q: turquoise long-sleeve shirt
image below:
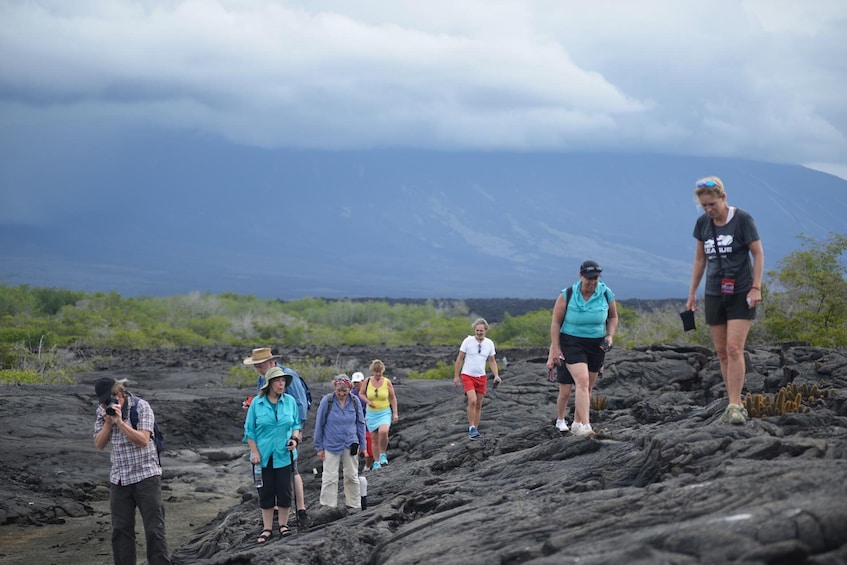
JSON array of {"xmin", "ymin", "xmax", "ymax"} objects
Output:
[{"xmin": 244, "ymin": 393, "xmax": 301, "ymax": 468}]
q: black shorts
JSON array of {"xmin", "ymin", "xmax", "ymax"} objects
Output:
[
  {"xmin": 555, "ymin": 363, "xmax": 574, "ymax": 385},
  {"xmin": 257, "ymin": 455, "xmax": 294, "ymax": 510},
  {"xmin": 559, "ymin": 333, "xmax": 605, "ymax": 374},
  {"xmin": 705, "ymin": 293, "xmax": 756, "ymax": 325}
]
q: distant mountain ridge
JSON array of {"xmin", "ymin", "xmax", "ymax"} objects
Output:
[{"xmin": 1, "ymin": 138, "xmax": 845, "ymax": 299}]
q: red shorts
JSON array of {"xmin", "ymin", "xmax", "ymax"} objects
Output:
[{"xmin": 461, "ymin": 374, "xmax": 487, "ymax": 395}]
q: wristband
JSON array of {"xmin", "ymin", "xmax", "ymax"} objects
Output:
[{"xmin": 751, "ymin": 286, "xmax": 761, "ymax": 290}]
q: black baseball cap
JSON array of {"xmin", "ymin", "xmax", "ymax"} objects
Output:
[{"xmin": 580, "ymin": 260, "xmax": 603, "ymax": 279}]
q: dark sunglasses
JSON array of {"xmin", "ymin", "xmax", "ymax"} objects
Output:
[
  {"xmin": 478, "ymin": 344, "xmax": 482, "ymax": 354},
  {"xmin": 697, "ymin": 180, "xmax": 718, "ymax": 188}
]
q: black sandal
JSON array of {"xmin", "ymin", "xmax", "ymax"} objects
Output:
[
  {"xmin": 279, "ymin": 525, "xmax": 292, "ymax": 537},
  {"xmin": 257, "ymin": 529, "xmax": 273, "ymax": 543}
]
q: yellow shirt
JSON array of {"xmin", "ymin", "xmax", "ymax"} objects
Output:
[{"xmin": 366, "ymin": 377, "xmax": 390, "ymax": 411}]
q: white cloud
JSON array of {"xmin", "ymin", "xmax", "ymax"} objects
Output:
[{"xmin": 0, "ymin": 0, "xmax": 845, "ymax": 169}]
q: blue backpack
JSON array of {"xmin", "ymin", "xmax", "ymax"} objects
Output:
[
  {"xmin": 129, "ymin": 396, "xmax": 164, "ymax": 464},
  {"xmin": 301, "ymin": 377, "xmax": 313, "ymax": 410}
]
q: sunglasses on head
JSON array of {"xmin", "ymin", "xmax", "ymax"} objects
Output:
[{"xmin": 697, "ymin": 180, "xmax": 718, "ymax": 188}]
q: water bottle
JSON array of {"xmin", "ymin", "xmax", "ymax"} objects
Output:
[{"xmin": 253, "ymin": 463, "xmax": 263, "ymax": 488}]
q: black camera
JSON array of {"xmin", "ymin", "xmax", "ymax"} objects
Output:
[{"xmin": 105, "ymin": 397, "xmax": 120, "ymax": 416}]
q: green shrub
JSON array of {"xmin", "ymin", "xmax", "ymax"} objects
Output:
[
  {"xmin": 408, "ymin": 360, "xmax": 454, "ymax": 380},
  {"xmin": 0, "ymin": 369, "xmax": 42, "ymax": 384},
  {"xmin": 225, "ymin": 365, "xmax": 257, "ymax": 388}
]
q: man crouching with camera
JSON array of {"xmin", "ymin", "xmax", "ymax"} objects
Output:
[{"xmin": 93, "ymin": 377, "xmax": 171, "ymax": 565}]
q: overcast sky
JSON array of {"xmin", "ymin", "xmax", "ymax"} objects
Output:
[{"xmin": 2, "ymin": 0, "xmax": 846, "ymax": 182}]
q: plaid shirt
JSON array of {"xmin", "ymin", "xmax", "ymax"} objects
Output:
[{"xmin": 94, "ymin": 395, "xmax": 161, "ymax": 485}]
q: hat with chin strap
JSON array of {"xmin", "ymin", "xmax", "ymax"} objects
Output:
[{"xmin": 260, "ymin": 366, "xmax": 293, "ymax": 391}]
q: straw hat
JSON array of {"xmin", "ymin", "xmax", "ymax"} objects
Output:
[{"xmin": 243, "ymin": 347, "xmax": 280, "ymax": 365}]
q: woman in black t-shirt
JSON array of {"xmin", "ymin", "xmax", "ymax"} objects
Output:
[{"xmin": 686, "ymin": 176, "xmax": 764, "ymax": 425}]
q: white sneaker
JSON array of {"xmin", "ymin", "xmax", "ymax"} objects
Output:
[
  {"xmin": 555, "ymin": 419, "xmax": 569, "ymax": 432},
  {"xmin": 571, "ymin": 423, "xmax": 595, "ymax": 438}
]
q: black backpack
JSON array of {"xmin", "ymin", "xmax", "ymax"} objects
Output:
[{"xmin": 129, "ymin": 396, "xmax": 164, "ymax": 464}]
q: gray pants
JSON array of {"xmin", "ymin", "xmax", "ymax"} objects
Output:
[{"xmin": 110, "ymin": 475, "xmax": 171, "ymax": 565}]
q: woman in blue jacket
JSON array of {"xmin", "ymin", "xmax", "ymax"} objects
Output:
[
  {"xmin": 314, "ymin": 375, "xmax": 367, "ymax": 510},
  {"xmin": 244, "ymin": 367, "xmax": 302, "ymax": 543},
  {"xmin": 547, "ymin": 260, "xmax": 619, "ymax": 437}
]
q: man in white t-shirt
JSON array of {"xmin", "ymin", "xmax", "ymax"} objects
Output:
[{"xmin": 454, "ymin": 318, "xmax": 501, "ymax": 439}]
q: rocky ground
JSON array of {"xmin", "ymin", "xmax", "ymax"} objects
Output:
[{"xmin": 1, "ymin": 344, "xmax": 846, "ymax": 565}]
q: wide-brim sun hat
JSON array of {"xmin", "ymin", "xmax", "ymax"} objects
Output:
[
  {"xmin": 243, "ymin": 347, "xmax": 280, "ymax": 365},
  {"xmin": 260, "ymin": 366, "xmax": 292, "ymax": 390}
]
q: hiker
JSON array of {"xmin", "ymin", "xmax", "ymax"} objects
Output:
[
  {"xmin": 314, "ymin": 375, "xmax": 367, "ymax": 510},
  {"xmin": 350, "ymin": 371, "xmax": 373, "ymax": 469},
  {"xmin": 686, "ymin": 176, "xmax": 764, "ymax": 425},
  {"xmin": 454, "ymin": 318, "xmax": 501, "ymax": 440},
  {"xmin": 243, "ymin": 347, "xmax": 311, "ymax": 526},
  {"xmin": 244, "ymin": 367, "xmax": 302, "ymax": 542},
  {"xmin": 547, "ymin": 260, "xmax": 618, "ymax": 437},
  {"xmin": 93, "ymin": 377, "xmax": 171, "ymax": 565},
  {"xmin": 360, "ymin": 359, "xmax": 398, "ymax": 470}
]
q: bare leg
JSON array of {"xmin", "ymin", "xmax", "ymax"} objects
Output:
[
  {"xmin": 557, "ymin": 384, "xmax": 572, "ymax": 420},
  {"xmin": 709, "ymin": 323, "xmax": 730, "ymax": 392},
  {"xmin": 573, "ymin": 371, "xmax": 599, "ymax": 424},
  {"xmin": 569, "ymin": 363, "xmax": 591, "ymax": 426},
  {"xmin": 724, "ymin": 319, "xmax": 752, "ymax": 405},
  {"xmin": 278, "ymin": 507, "xmax": 291, "ymax": 532},
  {"xmin": 466, "ymin": 390, "xmax": 480, "ymax": 427},
  {"xmin": 473, "ymin": 393, "xmax": 484, "ymax": 428},
  {"xmin": 294, "ymin": 473, "xmax": 305, "ymax": 511},
  {"xmin": 260, "ymin": 507, "xmax": 274, "ymax": 540}
]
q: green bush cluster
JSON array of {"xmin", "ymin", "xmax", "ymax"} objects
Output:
[
  {"xmin": 1, "ymin": 232, "xmax": 843, "ymax": 386},
  {"xmin": 408, "ymin": 360, "xmax": 455, "ymax": 380}
]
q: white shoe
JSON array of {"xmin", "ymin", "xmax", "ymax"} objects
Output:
[
  {"xmin": 571, "ymin": 423, "xmax": 595, "ymax": 438},
  {"xmin": 555, "ymin": 419, "xmax": 569, "ymax": 432}
]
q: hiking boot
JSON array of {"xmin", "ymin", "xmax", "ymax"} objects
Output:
[
  {"xmin": 726, "ymin": 403, "xmax": 747, "ymax": 425},
  {"xmin": 468, "ymin": 426, "xmax": 481, "ymax": 439},
  {"xmin": 296, "ymin": 509, "xmax": 311, "ymax": 528},
  {"xmin": 571, "ymin": 423, "xmax": 595, "ymax": 438},
  {"xmin": 371, "ymin": 461, "xmax": 381, "ymax": 470},
  {"xmin": 379, "ymin": 453, "xmax": 388, "ymax": 466},
  {"xmin": 555, "ymin": 419, "xmax": 569, "ymax": 432}
]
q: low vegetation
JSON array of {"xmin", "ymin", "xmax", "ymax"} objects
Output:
[{"xmin": 2, "ymin": 233, "xmax": 844, "ymax": 384}]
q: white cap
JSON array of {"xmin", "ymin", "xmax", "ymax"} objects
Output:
[{"xmin": 351, "ymin": 371, "xmax": 365, "ymax": 383}]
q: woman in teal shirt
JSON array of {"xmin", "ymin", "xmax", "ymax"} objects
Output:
[
  {"xmin": 244, "ymin": 367, "xmax": 302, "ymax": 542},
  {"xmin": 547, "ymin": 260, "xmax": 619, "ymax": 438}
]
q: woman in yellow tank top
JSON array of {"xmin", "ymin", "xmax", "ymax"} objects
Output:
[{"xmin": 360, "ymin": 359, "xmax": 398, "ymax": 470}]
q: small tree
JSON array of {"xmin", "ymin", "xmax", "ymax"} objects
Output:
[{"xmin": 763, "ymin": 233, "xmax": 847, "ymax": 347}]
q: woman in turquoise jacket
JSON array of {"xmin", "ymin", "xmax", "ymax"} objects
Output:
[
  {"xmin": 244, "ymin": 366, "xmax": 302, "ymax": 543},
  {"xmin": 547, "ymin": 260, "xmax": 619, "ymax": 438}
]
